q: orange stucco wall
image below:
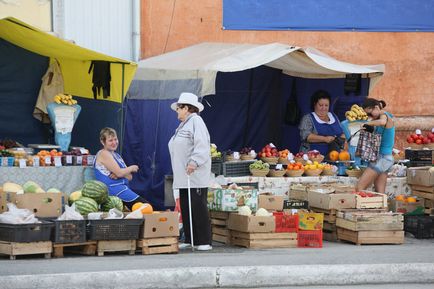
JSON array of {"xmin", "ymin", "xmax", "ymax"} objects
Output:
[{"xmin": 141, "ymin": 0, "xmax": 434, "ymax": 117}]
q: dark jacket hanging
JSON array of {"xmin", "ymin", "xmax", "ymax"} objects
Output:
[{"xmin": 88, "ymin": 61, "xmax": 111, "ymax": 99}]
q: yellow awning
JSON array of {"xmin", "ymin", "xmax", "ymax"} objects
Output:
[{"xmin": 0, "ymin": 17, "xmax": 137, "ymax": 103}]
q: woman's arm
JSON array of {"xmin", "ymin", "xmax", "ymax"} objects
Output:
[
  {"xmin": 187, "ymin": 117, "xmax": 211, "ymax": 174},
  {"xmin": 98, "ymin": 150, "xmax": 138, "ymax": 178},
  {"xmin": 366, "ymin": 114, "xmax": 388, "ymax": 127}
]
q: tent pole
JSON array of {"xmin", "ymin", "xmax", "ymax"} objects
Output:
[
  {"xmin": 243, "ymin": 69, "xmax": 254, "ymax": 147},
  {"xmin": 120, "ymin": 63, "xmax": 125, "ymax": 154}
]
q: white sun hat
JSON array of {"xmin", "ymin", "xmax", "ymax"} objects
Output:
[{"xmin": 171, "ymin": 92, "xmax": 204, "ymax": 112}]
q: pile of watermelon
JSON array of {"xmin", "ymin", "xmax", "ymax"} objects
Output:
[{"xmin": 69, "ymin": 180, "xmax": 123, "ymax": 216}]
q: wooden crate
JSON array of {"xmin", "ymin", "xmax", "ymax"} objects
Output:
[
  {"xmin": 336, "ymin": 209, "xmax": 402, "ymax": 231},
  {"xmin": 210, "ymin": 211, "xmax": 231, "ymax": 220},
  {"xmin": 230, "ymin": 231, "xmax": 297, "ymax": 249},
  {"xmin": 411, "ymin": 185, "xmax": 434, "ymax": 193},
  {"xmin": 96, "ymin": 240, "xmax": 136, "ymax": 256},
  {"xmin": 355, "ymin": 192, "xmax": 387, "ymax": 209},
  {"xmin": 212, "ymin": 226, "xmax": 231, "ymax": 244},
  {"xmin": 413, "ymin": 190, "xmax": 434, "ymax": 201},
  {"xmin": 310, "ymin": 207, "xmax": 337, "ymax": 223},
  {"xmin": 322, "ymin": 230, "xmax": 338, "ymax": 242},
  {"xmin": 337, "ymin": 227, "xmax": 404, "ymax": 245},
  {"xmin": 0, "ymin": 241, "xmax": 52, "ymax": 260},
  {"xmin": 52, "ymin": 241, "xmax": 97, "ymax": 258},
  {"xmin": 137, "ymin": 237, "xmax": 178, "ymax": 255}
]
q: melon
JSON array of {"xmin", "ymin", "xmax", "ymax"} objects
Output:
[
  {"xmin": 74, "ymin": 197, "xmax": 99, "ymax": 216},
  {"xmin": 69, "ymin": 190, "xmax": 82, "ymax": 204},
  {"xmin": 3, "ymin": 182, "xmax": 22, "ymax": 193},
  {"xmin": 23, "ymin": 181, "xmax": 45, "ymax": 193},
  {"xmin": 101, "ymin": 196, "xmax": 124, "ymax": 212},
  {"xmin": 47, "ymin": 188, "xmax": 61, "ymax": 193},
  {"xmin": 81, "ymin": 180, "xmax": 108, "ymax": 204}
]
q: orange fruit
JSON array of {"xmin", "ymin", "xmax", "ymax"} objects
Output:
[
  {"xmin": 288, "ymin": 165, "xmax": 294, "ymax": 170},
  {"xmin": 395, "ymin": 195, "xmax": 405, "ymax": 202},
  {"xmin": 406, "ymin": 197, "xmax": 417, "ymax": 203},
  {"xmin": 329, "ymin": 151, "xmax": 339, "ymax": 162},
  {"xmin": 141, "ymin": 203, "xmax": 154, "ymax": 214},
  {"xmin": 132, "ymin": 202, "xmax": 144, "ymax": 212},
  {"xmin": 338, "ymin": 151, "xmax": 350, "ymax": 161}
]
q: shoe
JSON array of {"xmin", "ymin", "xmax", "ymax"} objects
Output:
[
  {"xmin": 179, "ymin": 243, "xmax": 191, "ymax": 249},
  {"xmin": 195, "ymin": 245, "xmax": 212, "ymax": 251}
]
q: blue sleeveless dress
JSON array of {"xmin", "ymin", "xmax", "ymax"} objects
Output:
[{"xmin": 94, "ymin": 151, "xmax": 139, "ymax": 202}]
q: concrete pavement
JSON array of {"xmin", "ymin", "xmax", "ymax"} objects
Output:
[{"xmin": 1, "ymin": 237, "xmax": 434, "ymax": 288}]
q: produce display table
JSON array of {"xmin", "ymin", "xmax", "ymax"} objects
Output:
[
  {"xmin": 224, "ymin": 176, "xmax": 410, "ymax": 199},
  {"xmin": 0, "ymin": 166, "xmax": 92, "ymax": 194}
]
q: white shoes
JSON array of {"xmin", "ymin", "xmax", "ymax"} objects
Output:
[
  {"xmin": 195, "ymin": 244, "xmax": 212, "ymax": 251},
  {"xmin": 178, "ymin": 243, "xmax": 212, "ymax": 251}
]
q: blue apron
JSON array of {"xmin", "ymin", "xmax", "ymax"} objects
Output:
[
  {"xmin": 310, "ymin": 112, "xmax": 343, "ymax": 156},
  {"xmin": 94, "ymin": 151, "xmax": 139, "ymax": 202}
]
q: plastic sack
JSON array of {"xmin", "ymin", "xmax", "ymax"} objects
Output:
[
  {"xmin": 57, "ymin": 204, "xmax": 84, "ymax": 221},
  {"xmin": 388, "ymin": 164, "xmax": 407, "ymax": 177},
  {"xmin": 105, "ymin": 208, "xmax": 123, "ymax": 219},
  {"xmin": 0, "ymin": 203, "xmax": 39, "ymax": 224},
  {"xmin": 87, "ymin": 212, "xmax": 104, "ymax": 220},
  {"xmin": 125, "ymin": 209, "xmax": 143, "ymax": 219}
]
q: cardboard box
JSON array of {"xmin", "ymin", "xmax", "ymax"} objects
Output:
[
  {"xmin": 0, "ymin": 188, "xmax": 17, "ymax": 213},
  {"xmin": 15, "ymin": 193, "xmax": 66, "ymax": 217},
  {"xmin": 207, "ymin": 186, "xmax": 258, "ymax": 212},
  {"xmin": 227, "ymin": 213, "xmax": 275, "ymax": 233},
  {"xmin": 141, "ymin": 211, "xmax": 179, "ymax": 238},
  {"xmin": 389, "ymin": 199, "xmax": 425, "ymax": 214},
  {"xmin": 407, "ymin": 167, "xmax": 434, "ymax": 187},
  {"xmin": 308, "ymin": 189, "xmax": 356, "ymax": 210},
  {"xmin": 298, "ymin": 211, "xmax": 324, "ymax": 231},
  {"xmin": 258, "ymin": 194, "xmax": 284, "ymax": 211}
]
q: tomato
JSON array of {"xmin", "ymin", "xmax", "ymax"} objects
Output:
[
  {"xmin": 416, "ymin": 139, "xmax": 422, "ymax": 145},
  {"xmin": 407, "ymin": 136, "xmax": 414, "ymax": 143}
]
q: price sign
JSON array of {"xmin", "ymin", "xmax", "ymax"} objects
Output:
[
  {"xmin": 16, "ymin": 148, "xmax": 24, "ymax": 151},
  {"xmin": 54, "ymin": 156, "xmax": 62, "ymax": 167},
  {"xmin": 45, "ymin": 156, "xmax": 51, "ymax": 165},
  {"xmin": 269, "ymin": 143, "xmax": 276, "ymax": 148},
  {"xmin": 33, "ymin": 157, "xmax": 40, "ymax": 167},
  {"xmin": 19, "ymin": 159, "xmax": 27, "ymax": 168},
  {"xmin": 1, "ymin": 158, "xmax": 8, "ymax": 167},
  {"xmin": 233, "ymin": 152, "xmax": 240, "ymax": 160},
  {"xmin": 276, "ymin": 164, "xmax": 283, "ymax": 170},
  {"xmin": 66, "ymin": 155, "xmax": 72, "ymax": 164},
  {"xmin": 76, "ymin": 156, "xmax": 83, "ymax": 165},
  {"xmin": 80, "ymin": 148, "xmax": 87, "ymax": 154},
  {"xmin": 87, "ymin": 155, "xmax": 95, "ymax": 166}
]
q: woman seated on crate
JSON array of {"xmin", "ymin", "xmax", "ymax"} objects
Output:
[
  {"xmin": 355, "ymin": 98, "xmax": 395, "ymax": 194},
  {"xmin": 94, "ymin": 127, "xmax": 147, "ymax": 210},
  {"xmin": 299, "ymin": 90, "xmax": 347, "ymax": 157}
]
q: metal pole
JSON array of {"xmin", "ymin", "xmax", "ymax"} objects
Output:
[{"xmin": 187, "ymin": 175, "xmax": 194, "ymax": 252}]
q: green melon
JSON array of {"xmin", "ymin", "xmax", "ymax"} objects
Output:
[
  {"xmin": 101, "ymin": 196, "xmax": 124, "ymax": 212},
  {"xmin": 74, "ymin": 197, "xmax": 99, "ymax": 216},
  {"xmin": 81, "ymin": 180, "xmax": 108, "ymax": 204},
  {"xmin": 69, "ymin": 190, "xmax": 82, "ymax": 205}
]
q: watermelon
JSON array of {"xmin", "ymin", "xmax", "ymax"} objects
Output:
[
  {"xmin": 81, "ymin": 180, "xmax": 108, "ymax": 204},
  {"xmin": 74, "ymin": 197, "xmax": 99, "ymax": 216},
  {"xmin": 101, "ymin": 196, "xmax": 124, "ymax": 212}
]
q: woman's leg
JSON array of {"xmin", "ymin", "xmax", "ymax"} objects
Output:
[
  {"xmin": 374, "ymin": 172, "xmax": 388, "ymax": 194},
  {"xmin": 355, "ymin": 167, "xmax": 378, "ymax": 191},
  {"xmin": 179, "ymin": 188, "xmax": 191, "ymax": 244}
]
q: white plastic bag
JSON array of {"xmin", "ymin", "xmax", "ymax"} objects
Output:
[
  {"xmin": 105, "ymin": 208, "xmax": 123, "ymax": 219},
  {"xmin": 125, "ymin": 209, "xmax": 143, "ymax": 219},
  {"xmin": 57, "ymin": 204, "xmax": 84, "ymax": 221},
  {"xmin": 0, "ymin": 203, "xmax": 39, "ymax": 224}
]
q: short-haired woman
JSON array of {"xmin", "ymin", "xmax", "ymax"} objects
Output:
[
  {"xmin": 94, "ymin": 127, "xmax": 147, "ymax": 210},
  {"xmin": 356, "ymin": 98, "xmax": 395, "ymax": 194}
]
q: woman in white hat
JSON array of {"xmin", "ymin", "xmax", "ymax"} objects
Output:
[{"xmin": 168, "ymin": 92, "xmax": 212, "ymax": 251}]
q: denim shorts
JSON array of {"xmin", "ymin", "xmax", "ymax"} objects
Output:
[{"xmin": 369, "ymin": 154, "xmax": 394, "ymax": 174}]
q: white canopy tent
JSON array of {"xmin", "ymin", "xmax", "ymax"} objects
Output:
[{"xmin": 131, "ymin": 42, "xmax": 385, "ymax": 99}]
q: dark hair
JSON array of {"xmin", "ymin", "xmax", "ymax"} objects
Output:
[
  {"xmin": 178, "ymin": 104, "xmax": 199, "ymax": 114},
  {"xmin": 362, "ymin": 98, "xmax": 387, "ymax": 109},
  {"xmin": 310, "ymin": 90, "xmax": 331, "ymax": 111}
]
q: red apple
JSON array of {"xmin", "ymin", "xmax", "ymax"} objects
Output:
[{"xmin": 416, "ymin": 139, "xmax": 422, "ymax": 145}]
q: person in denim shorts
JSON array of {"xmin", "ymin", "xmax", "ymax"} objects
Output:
[{"xmin": 356, "ymin": 98, "xmax": 395, "ymax": 194}]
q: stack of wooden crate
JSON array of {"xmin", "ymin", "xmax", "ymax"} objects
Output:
[
  {"xmin": 210, "ymin": 211, "xmax": 231, "ymax": 245},
  {"xmin": 407, "ymin": 167, "xmax": 434, "ymax": 215}
]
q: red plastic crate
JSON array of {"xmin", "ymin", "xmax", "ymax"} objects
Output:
[
  {"xmin": 273, "ymin": 212, "xmax": 299, "ymax": 233},
  {"xmin": 297, "ymin": 230, "xmax": 323, "ymax": 248}
]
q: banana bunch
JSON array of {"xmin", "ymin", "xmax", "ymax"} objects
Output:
[
  {"xmin": 345, "ymin": 104, "xmax": 368, "ymax": 122},
  {"xmin": 54, "ymin": 93, "xmax": 77, "ymax": 106}
]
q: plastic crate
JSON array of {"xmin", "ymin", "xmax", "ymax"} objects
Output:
[
  {"xmin": 273, "ymin": 212, "xmax": 299, "ymax": 233},
  {"xmin": 0, "ymin": 221, "xmax": 54, "ymax": 242},
  {"xmin": 405, "ymin": 149, "xmax": 433, "ymax": 162},
  {"xmin": 86, "ymin": 219, "xmax": 143, "ymax": 241},
  {"xmin": 404, "ymin": 215, "xmax": 434, "ymax": 239},
  {"xmin": 222, "ymin": 160, "xmax": 255, "ymax": 177},
  {"xmin": 0, "ymin": 157, "xmax": 15, "ymax": 167},
  {"xmin": 297, "ymin": 230, "xmax": 323, "ymax": 248},
  {"xmin": 211, "ymin": 160, "xmax": 223, "ymax": 175},
  {"xmin": 54, "ymin": 220, "xmax": 86, "ymax": 244}
]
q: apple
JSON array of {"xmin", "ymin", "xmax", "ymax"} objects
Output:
[
  {"xmin": 416, "ymin": 139, "xmax": 422, "ymax": 145},
  {"xmin": 407, "ymin": 136, "xmax": 414, "ymax": 143}
]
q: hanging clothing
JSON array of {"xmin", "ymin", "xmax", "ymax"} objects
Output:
[
  {"xmin": 94, "ymin": 150, "xmax": 139, "ymax": 202},
  {"xmin": 34, "ymin": 59, "xmax": 64, "ymax": 123},
  {"xmin": 88, "ymin": 61, "xmax": 111, "ymax": 99},
  {"xmin": 309, "ymin": 112, "xmax": 343, "ymax": 155}
]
